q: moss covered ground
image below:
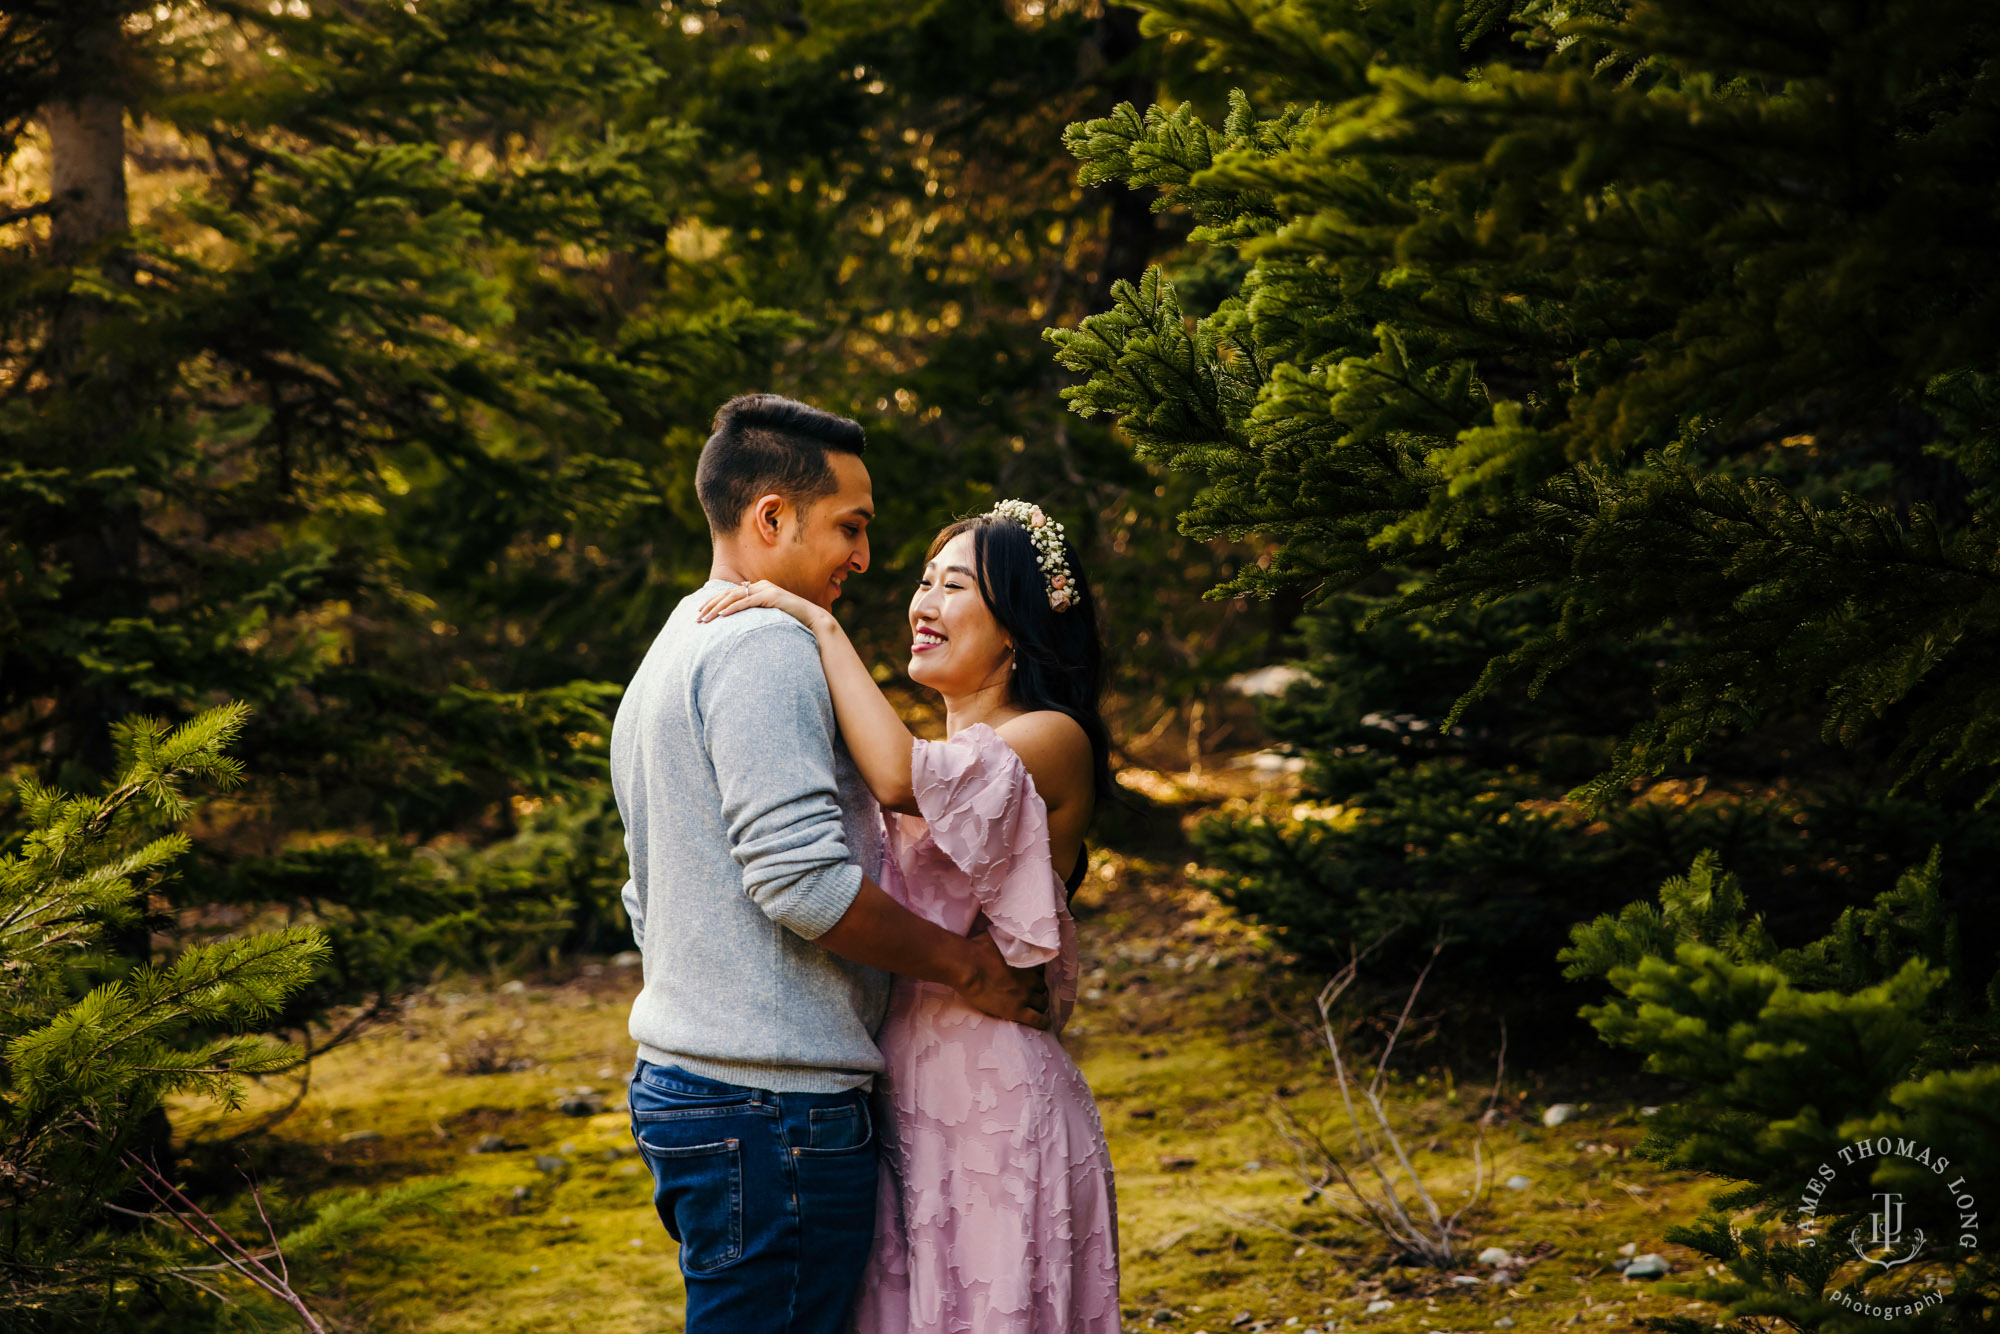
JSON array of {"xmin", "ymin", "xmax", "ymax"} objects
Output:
[{"xmin": 184, "ymin": 763, "xmax": 1737, "ymax": 1333}]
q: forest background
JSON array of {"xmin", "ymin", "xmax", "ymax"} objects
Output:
[{"xmin": 4, "ymin": 0, "xmax": 1999, "ymax": 1331}]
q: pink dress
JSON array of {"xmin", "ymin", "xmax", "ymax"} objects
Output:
[{"xmin": 852, "ymin": 724, "xmax": 1121, "ymax": 1333}]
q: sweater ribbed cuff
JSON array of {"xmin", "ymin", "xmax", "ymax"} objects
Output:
[{"xmin": 765, "ymin": 860, "xmax": 863, "ymax": 941}]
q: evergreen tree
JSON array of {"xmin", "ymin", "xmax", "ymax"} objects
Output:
[
  {"xmin": 0, "ymin": 706, "xmax": 326, "ymax": 1326},
  {"xmin": 1050, "ymin": 0, "xmax": 2000, "ymax": 804},
  {"xmin": 1561, "ymin": 851, "xmax": 1998, "ymax": 1329},
  {"xmin": 2, "ymin": 0, "xmax": 1258, "ymax": 995},
  {"xmin": 1049, "ymin": 0, "xmax": 2000, "ymax": 1318},
  {"xmin": 617, "ymin": 0, "xmax": 1271, "ymax": 728},
  {"xmin": 0, "ymin": 1, "xmax": 791, "ymax": 1020}
]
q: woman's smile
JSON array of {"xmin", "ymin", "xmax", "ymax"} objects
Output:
[{"xmin": 912, "ymin": 626, "xmax": 947, "ymax": 653}]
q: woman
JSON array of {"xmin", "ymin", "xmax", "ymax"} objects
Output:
[{"xmin": 698, "ymin": 498, "xmax": 1121, "ymax": 1333}]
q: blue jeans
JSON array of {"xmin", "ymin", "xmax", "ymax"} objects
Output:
[{"xmin": 628, "ymin": 1059, "xmax": 877, "ymax": 1332}]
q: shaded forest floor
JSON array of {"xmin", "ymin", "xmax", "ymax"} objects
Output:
[{"xmin": 184, "ymin": 757, "xmax": 1737, "ymax": 1333}]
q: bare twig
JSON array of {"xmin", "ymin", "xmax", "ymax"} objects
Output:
[
  {"xmin": 69, "ymin": 1115, "xmax": 330, "ymax": 1334},
  {"xmin": 123, "ymin": 1158, "xmax": 327, "ymax": 1333},
  {"xmin": 1272, "ymin": 929, "xmax": 1504, "ymax": 1267},
  {"xmin": 243, "ymin": 1170, "xmax": 288, "ymax": 1287}
]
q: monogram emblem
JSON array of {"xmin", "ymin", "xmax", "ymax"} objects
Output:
[{"xmin": 1850, "ymin": 1191, "xmax": 1926, "ymax": 1269}]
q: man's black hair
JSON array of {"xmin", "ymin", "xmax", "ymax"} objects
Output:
[{"xmin": 696, "ymin": 393, "xmax": 866, "ymax": 535}]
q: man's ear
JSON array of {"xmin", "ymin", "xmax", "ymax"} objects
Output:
[{"xmin": 747, "ymin": 493, "xmax": 786, "ymax": 547}]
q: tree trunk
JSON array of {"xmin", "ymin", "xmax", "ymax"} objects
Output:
[
  {"xmin": 45, "ymin": 3, "xmax": 131, "ymax": 359},
  {"xmin": 37, "ymin": 8, "xmax": 171, "ymax": 1196},
  {"xmin": 1086, "ymin": 5, "xmax": 1157, "ymax": 313},
  {"xmin": 44, "ymin": 91, "xmax": 127, "ymax": 260},
  {"xmin": 42, "ymin": 6, "xmax": 140, "ymax": 784}
]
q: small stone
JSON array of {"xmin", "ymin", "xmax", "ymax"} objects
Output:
[
  {"xmin": 1617, "ymin": 1241, "xmax": 1638, "ymax": 1256},
  {"xmin": 500, "ymin": 979, "xmax": 527, "ymax": 994},
  {"xmin": 1543, "ymin": 1102, "xmax": 1579, "ymax": 1127},
  {"xmin": 1231, "ymin": 1313, "xmax": 1254, "ymax": 1328},
  {"xmin": 1624, "ymin": 1254, "xmax": 1671, "ymax": 1279},
  {"xmin": 1477, "ymin": 1246, "xmax": 1512, "ymax": 1266},
  {"xmin": 510, "ymin": 1184, "xmax": 530, "ymax": 1200},
  {"xmin": 1241, "ymin": 1160, "xmax": 1264, "ymax": 1172},
  {"xmin": 611, "ymin": 950, "xmax": 641, "ymax": 968},
  {"xmin": 1151, "ymin": 1309, "xmax": 1177, "ymax": 1324},
  {"xmin": 1638, "ymin": 1105, "xmax": 1660, "ymax": 1116},
  {"xmin": 1450, "ymin": 1274, "xmax": 1482, "ymax": 1285},
  {"xmin": 627, "ymin": 1237, "xmax": 643, "ymax": 1249},
  {"xmin": 1504, "ymin": 1174, "xmax": 1532, "ymax": 1190},
  {"xmin": 557, "ymin": 1089, "xmax": 605, "ymax": 1116},
  {"xmin": 340, "ymin": 1129, "xmax": 383, "ymax": 1144},
  {"xmin": 533, "ymin": 1154, "xmax": 567, "ymax": 1174},
  {"xmin": 472, "ymin": 1134, "xmax": 514, "ymax": 1153},
  {"xmin": 1489, "ymin": 1270, "xmax": 1514, "ymax": 1285},
  {"xmin": 1495, "ymin": 1320, "xmax": 1515, "ymax": 1329},
  {"xmin": 1364, "ymin": 1299, "xmax": 1395, "ymax": 1314}
]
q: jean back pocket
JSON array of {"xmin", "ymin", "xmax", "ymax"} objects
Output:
[{"xmin": 633, "ymin": 1129, "xmax": 743, "ymax": 1273}]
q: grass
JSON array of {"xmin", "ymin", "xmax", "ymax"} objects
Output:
[{"xmin": 182, "ymin": 767, "xmax": 1739, "ymax": 1334}]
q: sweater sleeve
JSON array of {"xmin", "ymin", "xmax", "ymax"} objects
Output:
[{"xmin": 698, "ymin": 619, "xmax": 863, "ymax": 941}]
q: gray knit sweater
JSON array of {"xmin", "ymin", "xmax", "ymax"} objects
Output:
[{"xmin": 611, "ymin": 580, "xmax": 889, "ymax": 1093}]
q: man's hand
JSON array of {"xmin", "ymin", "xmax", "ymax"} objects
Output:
[{"xmin": 954, "ymin": 933, "xmax": 1050, "ymax": 1029}]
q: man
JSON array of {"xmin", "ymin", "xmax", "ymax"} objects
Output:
[{"xmin": 611, "ymin": 393, "xmax": 1047, "ymax": 1331}]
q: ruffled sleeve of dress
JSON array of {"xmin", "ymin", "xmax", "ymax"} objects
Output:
[{"xmin": 910, "ymin": 722, "xmax": 1080, "ymax": 1031}]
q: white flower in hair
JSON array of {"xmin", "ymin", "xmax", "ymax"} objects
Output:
[{"xmin": 988, "ymin": 497, "xmax": 1075, "ymax": 612}]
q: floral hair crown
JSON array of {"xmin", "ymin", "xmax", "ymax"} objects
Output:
[{"xmin": 988, "ymin": 498, "xmax": 1075, "ymax": 612}]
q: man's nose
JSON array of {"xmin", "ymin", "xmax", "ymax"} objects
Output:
[{"xmin": 852, "ymin": 534, "xmax": 869, "ymax": 574}]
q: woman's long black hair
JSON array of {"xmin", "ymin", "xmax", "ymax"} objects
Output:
[{"xmin": 926, "ymin": 510, "xmax": 1114, "ymax": 800}]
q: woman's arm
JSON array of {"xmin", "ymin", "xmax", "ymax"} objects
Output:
[{"xmin": 700, "ymin": 582, "xmax": 919, "ymax": 814}]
